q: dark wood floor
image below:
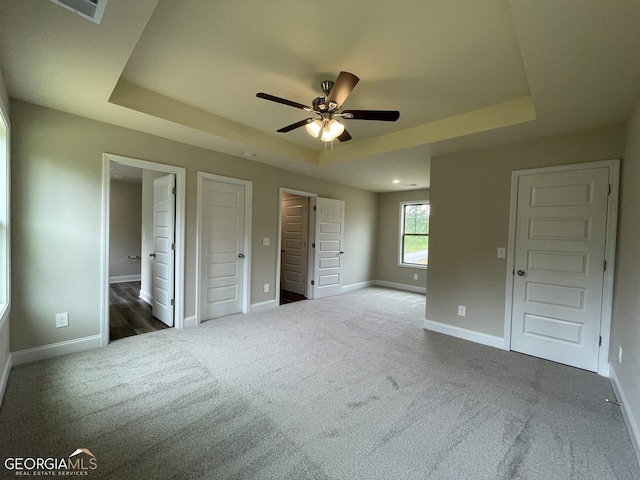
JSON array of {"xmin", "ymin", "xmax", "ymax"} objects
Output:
[
  {"xmin": 109, "ymin": 281, "xmax": 169, "ymax": 342},
  {"xmin": 280, "ymin": 289, "xmax": 307, "ymax": 305}
]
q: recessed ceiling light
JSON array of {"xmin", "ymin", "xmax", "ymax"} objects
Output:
[{"xmin": 392, "ymin": 179, "xmax": 401, "ymax": 184}]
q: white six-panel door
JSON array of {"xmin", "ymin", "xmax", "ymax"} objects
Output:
[
  {"xmin": 200, "ymin": 178, "xmax": 245, "ymax": 320},
  {"xmin": 312, "ymin": 197, "xmax": 345, "ymax": 299},
  {"xmin": 510, "ymin": 166, "xmax": 610, "ymax": 371},
  {"xmin": 152, "ymin": 174, "xmax": 176, "ymax": 327},
  {"xmin": 281, "ymin": 197, "xmax": 309, "ymax": 296}
]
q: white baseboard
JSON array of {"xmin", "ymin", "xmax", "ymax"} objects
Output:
[
  {"xmin": 0, "ymin": 352, "xmax": 12, "ymax": 406},
  {"xmin": 609, "ymin": 364, "xmax": 640, "ymax": 465},
  {"xmin": 109, "ymin": 274, "xmax": 141, "ymax": 284},
  {"xmin": 423, "ymin": 318, "xmax": 505, "ymax": 350},
  {"xmin": 251, "ymin": 300, "xmax": 277, "ymax": 313},
  {"xmin": 375, "ymin": 280, "xmax": 426, "ymax": 294},
  {"xmin": 343, "ymin": 281, "xmax": 375, "ymax": 292},
  {"xmin": 139, "ymin": 290, "xmax": 153, "ymax": 305},
  {"xmin": 184, "ymin": 315, "xmax": 197, "ymax": 328},
  {"xmin": 12, "ymin": 335, "xmax": 102, "ymax": 366}
]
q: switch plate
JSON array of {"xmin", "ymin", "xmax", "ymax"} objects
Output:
[
  {"xmin": 413, "ymin": 273, "xmax": 419, "ymax": 280},
  {"xmin": 263, "ymin": 283, "xmax": 270, "ymax": 293},
  {"xmin": 262, "ymin": 237, "xmax": 270, "ymax": 246},
  {"xmin": 55, "ymin": 312, "xmax": 69, "ymax": 328},
  {"xmin": 497, "ymin": 247, "xmax": 506, "ymax": 258},
  {"xmin": 458, "ymin": 305, "xmax": 466, "ymax": 317}
]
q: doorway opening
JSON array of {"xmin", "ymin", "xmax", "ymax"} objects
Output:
[
  {"xmin": 280, "ymin": 193, "xmax": 311, "ymax": 305},
  {"xmin": 276, "ymin": 189, "xmax": 346, "ymax": 305},
  {"xmin": 101, "ymin": 154, "xmax": 186, "ymax": 347}
]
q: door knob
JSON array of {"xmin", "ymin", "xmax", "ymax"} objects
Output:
[
  {"xmin": 517, "ymin": 270, "xmax": 525, "ymax": 276},
  {"xmin": 149, "ymin": 253, "xmax": 156, "ymax": 258},
  {"xmin": 238, "ymin": 253, "xmax": 245, "ymax": 258}
]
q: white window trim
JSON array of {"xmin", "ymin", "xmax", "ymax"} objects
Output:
[
  {"xmin": 0, "ymin": 96, "xmax": 10, "ymax": 328},
  {"xmin": 398, "ymin": 200, "xmax": 429, "ymax": 269}
]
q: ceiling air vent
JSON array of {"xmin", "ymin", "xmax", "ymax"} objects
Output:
[{"xmin": 49, "ymin": 0, "xmax": 108, "ymax": 24}]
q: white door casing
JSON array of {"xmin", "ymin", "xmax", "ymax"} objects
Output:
[
  {"xmin": 152, "ymin": 174, "xmax": 176, "ymax": 327},
  {"xmin": 199, "ymin": 177, "xmax": 246, "ymax": 320},
  {"xmin": 281, "ymin": 197, "xmax": 309, "ymax": 296},
  {"xmin": 510, "ymin": 166, "xmax": 610, "ymax": 372},
  {"xmin": 312, "ymin": 197, "xmax": 345, "ymax": 299}
]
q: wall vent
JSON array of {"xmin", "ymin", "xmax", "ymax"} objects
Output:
[{"xmin": 49, "ymin": 0, "xmax": 108, "ymax": 24}]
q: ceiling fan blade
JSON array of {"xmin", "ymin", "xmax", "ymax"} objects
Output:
[
  {"xmin": 277, "ymin": 118, "xmax": 315, "ymax": 133},
  {"xmin": 342, "ymin": 110, "xmax": 400, "ymax": 121},
  {"xmin": 337, "ymin": 129, "xmax": 352, "ymax": 142},
  {"xmin": 326, "ymin": 71, "xmax": 359, "ymax": 109},
  {"xmin": 256, "ymin": 92, "xmax": 312, "ymax": 111}
]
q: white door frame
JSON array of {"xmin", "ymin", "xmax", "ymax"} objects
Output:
[
  {"xmin": 100, "ymin": 153, "xmax": 187, "ymax": 347},
  {"xmin": 195, "ymin": 172, "xmax": 252, "ymax": 325},
  {"xmin": 503, "ymin": 159, "xmax": 620, "ymax": 376},
  {"xmin": 276, "ymin": 188, "xmax": 317, "ymax": 305}
]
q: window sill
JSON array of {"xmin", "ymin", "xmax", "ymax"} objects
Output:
[
  {"xmin": 397, "ymin": 263, "xmax": 428, "ymax": 270},
  {"xmin": 0, "ymin": 303, "xmax": 9, "ymax": 330}
]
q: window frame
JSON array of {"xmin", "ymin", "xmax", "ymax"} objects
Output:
[
  {"xmin": 0, "ymin": 95, "xmax": 9, "ymax": 326},
  {"xmin": 398, "ymin": 200, "xmax": 429, "ymax": 269}
]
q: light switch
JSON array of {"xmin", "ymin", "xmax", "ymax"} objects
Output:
[
  {"xmin": 497, "ymin": 247, "xmax": 506, "ymax": 259},
  {"xmin": 262, "ymin": 238, "xmax": 270, "ymax": 246}
]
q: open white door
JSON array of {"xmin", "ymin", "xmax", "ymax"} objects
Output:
[
  {"xmin": 510, "ymin": 166, "xmax": 610, "ymax": 371},
  {"xmin": 199, "ymin": 178, "xmax": 246, "ymax": 319},
  {"xmin": 312, "ymin": 197, "xmax": 345, "ymax": 299},
  {"xmin": 152, "ymin": 174, "xmax": 176, "ymax": 327},
  {"xmin": 281, "ymin": 197, "xmax": 309, "ymax": 296}
]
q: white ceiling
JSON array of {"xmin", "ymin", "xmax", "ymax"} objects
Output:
[{"xmin": 1, "ymin": 0, "xmax": 640, "ymax": 192}]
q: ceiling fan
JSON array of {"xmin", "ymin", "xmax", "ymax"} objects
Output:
[{"xmin": 256, "ymin": 71, "xmax": 400, "ymax": 143}]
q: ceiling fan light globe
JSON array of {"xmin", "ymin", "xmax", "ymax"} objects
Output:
[
  {"xmin": 327, "ymin": 119, "xmax": 345, "ymax": 137},
  {"xmin": 305, "ymin": 119, "xmax": 322, "ymax": 137}
]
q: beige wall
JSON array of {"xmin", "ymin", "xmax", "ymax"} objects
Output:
[
  {"xmin": 427, "ymin": 125, "xmax": 624, "ymax": 337},
  {"xmin": 376, "ymin": 189, "xmax": 429, "ymax": 287},
  {"xmin": 10, "ymin": 100, "xmax": 377, "ymax": 352},
  {"xmin": 109, "ymin": 180, "xmax": 142, "ymax": 279},
  {"xmin": 611, "ymin": 98, "xmax": 640, "ymax": 448}
]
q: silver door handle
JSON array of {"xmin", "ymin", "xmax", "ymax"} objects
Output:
[
  {"xmin": 238, "ymin": 254, "xmax": 245, "ymax": 258},
  {"xmin": 517, "ymin": 270, "xmax": 525, "ymax": 276},
  {"xmin": 149, "ymin": 253, "xmax": 156, "ymax": 258}
]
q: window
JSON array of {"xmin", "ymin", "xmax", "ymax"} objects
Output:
[
  {"xmin": 0, "ymin": 100, "xmax": 8, "ymax": 321},
  {"xmin": 400, "ymin": 202, "xmax": 429, "ymax": 267}
]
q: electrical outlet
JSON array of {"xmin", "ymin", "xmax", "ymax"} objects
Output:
[
  {"xmin": 263, "ymin": 283, "xmax": 270, "ymax": 293},
  {"xmin": 618, "ymin": 346, "xmax": 623, "ymax": 364},
  {"xmin": 55, "ymin": 312, "xmax": 69, "ymax": 328},
  {"xmin": 497, "ymin": 247, "xmax": 506, "ymax": 258},
  {"xmin": 457, "ymin": 305, "xmax": 466, "ymax": 317},
  {"xmin": 262, "ymin": 237, "xmax": 270, "ymax": 246},
  {"xmin": 413, "ymin": 273, "xmax": 419, "ymax": 280}
]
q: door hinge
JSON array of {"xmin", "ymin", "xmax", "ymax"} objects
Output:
[
  {"xmin": 170, "ymin": 298, "xmax": 175, "ymax": 306},
  {"xmin": 599, "ymin": 336, "xmax": 602, "ymax": 346},
  {"xmin": 312, "ymin": 242, "xmax": 316, "ymax": 248},
  {"xmin": 311, "ymin": 280, "xmax": 315, "ymax": 285},
  {"xmin": 171, "ymin": 243, "xmax": 176, "ymax": 251},
  {"xmin": 604, "ymin": 260, "xmax": 607, "ymax": 271},
  {"xmin": 171, "ymin": 187, "xmax": 176, "ymax": 195},
  {"xmin": 313, "ymin": 205, "xmax": 317, "ymax": 211},
  {"xmin": 608, "ymin": 184, "xmax": 611, "ymax": 196}
]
